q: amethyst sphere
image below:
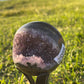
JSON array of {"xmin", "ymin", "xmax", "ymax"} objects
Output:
[{"xmin": 13, "ymin": 21, "xmax": 65, "ymax": 76}]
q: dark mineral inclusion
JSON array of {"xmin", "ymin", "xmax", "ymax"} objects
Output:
[{"xmin": 13, "ymin": 29, "xmax": 60, "ymax": 69}]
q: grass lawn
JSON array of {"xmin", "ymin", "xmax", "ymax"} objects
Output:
[{"xmin": 0, "ymin": 0, "xmax": 84, "ymax": 84}]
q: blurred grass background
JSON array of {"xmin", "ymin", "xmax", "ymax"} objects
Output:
[{"xmin": 0, "ymin": 0, "xmax": 84, "ymax": 84}]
